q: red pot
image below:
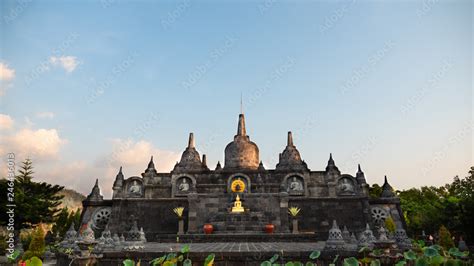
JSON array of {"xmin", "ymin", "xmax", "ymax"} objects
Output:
[
  {"xmin": 203, "ymin": 224, "xmax": 214, "ymax": 234},
  {"xmin": 265, "ymin": 224, "xmax": 275, "ymax": 234}
]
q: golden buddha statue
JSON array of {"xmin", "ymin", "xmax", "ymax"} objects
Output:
[{"xmin": 231, "ymin": 194, "xmax": 245, "ymax": 213}]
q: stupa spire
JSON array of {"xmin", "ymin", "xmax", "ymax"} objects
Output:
[
  {"xmin": 287, "ymin": 131, "xmax": 294, "ymax": 146},
  {"xmin": 381, "ymin": 175, "xmax": 395, "ymax": 198},
  {"xmin": 147, "ymin": 156, "xmax": 155, "ymax": 169},
  {"xmin": 87, "ymin": 178, "xmax": 103, "ymax": 201},
  {"xmin": 237, "ymin": 114, "xmax": 246, "ymax": 136},
  {"xmin": 188, "ymin": 132, "xmax": 195, "ymax": 148}
]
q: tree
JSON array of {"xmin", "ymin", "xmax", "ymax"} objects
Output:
[
  {"xmin": 398, "ymin": 167, "xmax": 474, "ymax": 243},
  {"xmin": 369, "ymin": 183, "xmax": 382, "ymax": 198},
  {"xmin": 0, "ymin": 159, "xmax": 64, "ymax": 230},
  {"xmin": 51, "ymin": 207, "xmax": 82, "ymax": 241}
]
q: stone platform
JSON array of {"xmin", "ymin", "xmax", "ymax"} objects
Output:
[
  {"xmin": 76, "ymin": 241, "xmax": 329, "ymax": 266},
  {"xmin": 155, "ymin": 232, "xmax": 323, "ymax": 243}
]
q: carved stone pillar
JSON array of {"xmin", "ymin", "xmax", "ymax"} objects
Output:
[
  {"xmin": 187, "ymin": 193, "xmax": 198, "ymax": 233},
  {"xmin": 279, "ymin": 192, "xmax": 290, "ymax": 233}
]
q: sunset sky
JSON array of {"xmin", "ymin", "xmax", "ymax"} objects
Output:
[{"xmin": 0, "ymin": 0, "xmax": 472, "ymax": 197}]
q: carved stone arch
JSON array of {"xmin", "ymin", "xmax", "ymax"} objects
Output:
[
  {"xmin": 282, "ymin": 173, "xmax": 306, "ymax": 196},
  {"xmin": 336, "ymin": 174, "xmax": 357, "ymax": 196},
  {"xmin": 125, "ymin": 176, "xmax": 144, "ymax": 198},
  {"xmin": 171, "ymin": 174, "xmax": 197, "ymax": 197},
  {"xmin": 227, "ymin": 173, "xmax": 251, "ymax": 193}
]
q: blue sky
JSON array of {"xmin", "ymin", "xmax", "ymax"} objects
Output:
[{"xmin": 0, "ymin": 0, "xmax": 472, "ymax": 196}]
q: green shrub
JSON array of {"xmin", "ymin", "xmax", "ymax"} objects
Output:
[
  {"xmin": 22, "ymin": 227, "xmax": 45, "ymax": 260},
  {"xmin": 438, "ymin": 225, "xmax": 454, "ymax": 250},
  {"xmin": 21, "ymin": 231, "xmax": 33, "ymax": 251},
  {"xmin": 384, "ymin": 216, "xmax": 396, "ymax": 233}
]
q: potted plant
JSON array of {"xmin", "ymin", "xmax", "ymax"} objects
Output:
[
  {"xmin": 288, "ymin": 206, "xmax": 301, "ymax": 234},
  {"xmin": 173, "ymin": 207, "xmax": 185, "ymax": 235},
  {"xmin": 265, "ymin": 223, "xmax": 275, "ymax": 234},
  {"xmin": 203, "ymin": 223, "xmax": 214, "ymax": 234}
]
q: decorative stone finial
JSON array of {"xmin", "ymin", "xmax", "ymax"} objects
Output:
[
  {"xmin": 148, "ymin": 156, "xmax": 155, "ymax": 169},
  {"xmin": 215, "ymin": 161, "xmax": 222, "ymax": 170},
  {"xmin": 65, "ymin": 222, "xmax": 77, "ymax": 239},
  {"xmin": 326, "ymin": 153, "xmax": 339, "ymax": 173},
  {"xmin": 87, "ymin": 179, "xmax": 103, "ymax": 201},
  {"xmin": 287, "ymin": 131, "xmax": 294, "ymax": 147},
  {"xmin": 113, "ymin": 167, "xmax": 124, "ymax": 188},
  {"xmin": 127, "ymin": 220, "xmax": 141, "ymax": 241},
  {"xmin": 356, "ymin": 164, "xmax": 367, "ymax": 184},
  {"xmin": 237, "ymin": 114, "xmax": 246, "ymax": 136},
  {"xmin": 381, "ymin": 175, "xmax": 395, "ymax": 198},
  {"xmin": 325, "ymin": 220, "xmax": 345, "ymax": 250},
  {"xmin": 202, "ymin": 154, "xmax": 207, "ymax": 167},
  {"xmin": 258, "ymin": 161, "xmax": 265, "ymax": 171},
  {"xmin": 139, "ymin": 227, "xmax": 147, "ymax": 242},
  {"xmin": 173, "ymin": 133, "xmax": 206, "ymax": 172},
  {"xmin": 276, "ymin": 131, "xmax": 307, "ymax": 171},
  {"xmin": 358, "ymin": 223, "xmax": 376, "ymax": 249},
  {"xmin": 188, "ymin": 133, "xmax": 195, "ymax": 148}
]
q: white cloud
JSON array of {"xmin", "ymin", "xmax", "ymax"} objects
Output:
[
  {"xmin": 49, "ymin": 56, "xmax": 79, "ymax": 73},
  {"xmin": 37, "ymin": 139, "xmax": 180, "ymax": 198},
  {"xmin": 0, "ymin": 62, "xmax": 15, "ymax": 81},
  {"xmin": 0, "ymin": 114, "xmax": 14, "ymax": 129},
  {"xmin": 0, "ymin": 62, "xmax": 15, "ymax": 96},
  {"xmin": 36, "ymin": 111, "xmax": 55, "ymax": 119},
  {"xmin": 105, "ymin": 139, "xmax": 180, "ymax": 176},
  {"xmin": 1, "ymin": 128, "xmax": 67, "ymax": 160}
]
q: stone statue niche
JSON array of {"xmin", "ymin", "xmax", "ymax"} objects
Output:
[
  {"xmin": 337, "ymin": 177, "xmax": 356, "ymax": 195},
  {"xmin": 286, "ymin": 175, "xmax": 304, "ymax": 195},
  {"xmin": 176, "ymin": 176, "xmax": 193, "ymax": 195},
  {"xmin": 126, "ymin": 178, "xmax": 143, "ymax": 198}
]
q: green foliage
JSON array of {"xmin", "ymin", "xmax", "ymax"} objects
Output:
[
  {"xmin": 369, "ymin": 184, "xmax": 382, "ymax": 198},
  {"xmin": 370, "ymin": 259, "xmax": 381, "ymax": 266},
  {"xmin": 398, "ymin": 167, "xmax": 474, "ymax": 242},
  {"xmin": 403, "ymin": 250, "xmax": 417, "ymax": 260},
  {"xmin": 7, "ymin": 249, "xmax": 21, "ymax": 263},
  {"xmin": 0, "ymin": 159, "xmax": 64, "ymax": 230},
  {"xmin": 25, "ymin": 256, "xmax": 42, "ymax": 266},
  {"xmin": 384, "ymin": 216, "xmax": 396, "ymax": 233},
  {"xmin": 204, "ymin": 253, "xmax": 215, "ymax": 266},
  {"xmin": 180, "ymin": 244, "xmax": 189, "ymax": 254},
  {"xmin": 423, "ymin": 246, "xmax": 439, "ymax": 257},
  {"xmin": 123, "ymin": 259, "xmax": 135, "ymax": 266},
  {"xmin": 343, "ymin": 257, "xmax": 359, "ymax": 266},
  {"xmin": 183, "ymin": 258, "xmax": 192, "ymax": 266},
  {"xmin": 23, "ymin": 227, "xmax": 45, "ymax": 260},
  {"xmin": 309, "ymin": 250, "xmax": 320, "ymax": 259},
  {"xmin": 438, "ymin": 225, "xmax": 455, "ymax": 250}
]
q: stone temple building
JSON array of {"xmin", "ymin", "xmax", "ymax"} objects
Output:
[{"xmin": 79, "ymin": 113, "xmax": 405, "ymax": 244}]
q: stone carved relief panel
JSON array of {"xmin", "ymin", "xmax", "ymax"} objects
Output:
[
  {"xmin": 126, "ymin": 177, "xmax": 144, "ymax": 198},
  {"xmin": 336, "ymin": 176, "xmax": 356, "ymax": 195}
]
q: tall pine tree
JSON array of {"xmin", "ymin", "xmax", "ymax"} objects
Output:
[{"xmin": 0, "ymin": 159, "xmax": 64, "ymax": 230}]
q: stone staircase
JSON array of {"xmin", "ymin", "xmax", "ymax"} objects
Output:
[{"xmin": 208, "ymin": 211, "xmax": 268, "ymax": 233}]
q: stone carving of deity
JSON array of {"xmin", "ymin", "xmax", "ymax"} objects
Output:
[
  {"xmin": 338, "ymin": 178, "xmax": 354, "ymax": 194},
  {"xmin": 178, "ymin": 178, "xmax": 190, "ymax": 192},
  {"xmin": 129, "ymin": 180, "xmax": 142, "ymax": 195},
  {"xmin": 288, "ymin": 177, "xmax": 303, "ymax": 192}
]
